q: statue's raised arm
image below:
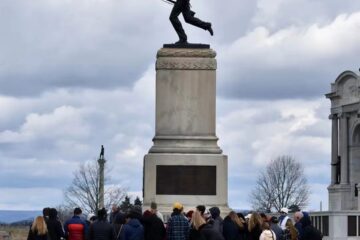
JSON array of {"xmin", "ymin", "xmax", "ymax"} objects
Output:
[{"xmin": 165, "ymin": 0, "xmax": 213, "ymax": 45}]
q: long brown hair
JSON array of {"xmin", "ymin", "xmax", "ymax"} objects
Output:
[
  {"xmin": 248, "ymin": 212, "xmax": 263, "ymax": 232},
  {"xmin": 31, "ymin": 216, "xmax": 48, "ymax": 235},
  {"xmin": 228, "ymin": 211, "xmax": 245, "ymax": 230},
  {"xmin": 286, "ymin": 219, "xmax": 298, "ymax": 240}
]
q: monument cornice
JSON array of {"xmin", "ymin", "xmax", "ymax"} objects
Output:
[
  {"xmin": 156, "ymin": 57, "xmax": 217, "ymax": 70},
  {"xmin": 157, "ymin": 48, "xmax": 217, "ymax": 58}
]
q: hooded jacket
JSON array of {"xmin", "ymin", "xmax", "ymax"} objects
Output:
[
  {"xmin": 88, "ymin": 219, "xmax": 114, "ymax": 240},
  {"xmin": 299, "ymin": 215, "xmax": 322, "ymax": 240},
  {"xmin": 118, "ymin": 218, "xmax": 144, "ymax": 240}
]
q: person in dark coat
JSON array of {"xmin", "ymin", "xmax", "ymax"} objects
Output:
[
  {"xmin": 294, "ymin": 211, "xmax": 304, "ymax": 239},
  {"xmin": 141, "ymin": 210, "xmax": 165, "ymax": 240},
  {"xmin": 88, "ymin": 208, "xmax": 115, "ymax": 240},
  {"xmin": 269, "ymin": 216, "xmax": 283, "ymax": 240},
  {"xmin": 113, "ymin": 212, "xmax": 126, "ymax": 239},
  {"xmin": 247, "ymin": 212, "xmax": 263, "ymax": 240},
  {"xmin": 300, "ymin": 214, "xmax": 322, "ymax": 240},
  {"xmin": 47, "ymin": 208, "xmax": 65, "ymax": 240},
  {"xmin": 118, "ymin": 209, "xmax": 144, "ymax": 240},
  {"xmin": 190, "ymin": 210, "xmax": 224, "ymax": 240},
  {"xmin": 28, "ymin": 216, "xmax": 48, "ymax": 240},
  {"xmin": 110, "ymin": 205, "xmax": 120, "ymax": 224},
  {"xmin": 222, "ymin": 211, "xmax": 247, "ymax": 240},
  {"xmin": 209, "ymin": 207, "xmax": 223, "ymax": 234}
]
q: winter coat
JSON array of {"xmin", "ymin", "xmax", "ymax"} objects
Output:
[
  {"xmin": 222, "ymin": 216, "xmax": 247, "ymax": 240},
  {"xmin": 270, "ymin": 223, "xmax": 283, "ymax": 240},
  {"xmin": 27, "ymin": 229, "xmax": 47, "ymax": 240},
  {"xmin": 118, "ymin": 218, "xmax": 144, "ymax": 240},
  {"xmin": 259, "ymin": 230, "xmax": 276, "ymax": 240},
  {"xmin": 141, "ymin": 214, "xmax": 166, "ymax": 240},
  {"xmin": 189, "ymin": 224, "xmax": 224, "ymax": 240},
  {"xmin": 294, "ymin": 222, "xmax": 303, "ymax": 239},
  {"xmin": 248, "ymin": 224, "xmax": 262, "ymax": 240},
  {"xmin": 64, "ymin": 216, "xmax": 88, "ymax": 240},
  {"xmin": 208, "ymin": 208, "xmax": 223, "ymax": 234},
  {"xmin": 88, "ymin": 220, "xmax": 115, "ymax": 240},
  {"xmin": 299, "ymin": 216, "xmax": 322, "ymax": 240},
  {"xmin": 47, "ymin": 219, "xmax": 65, "ymax": 240}
]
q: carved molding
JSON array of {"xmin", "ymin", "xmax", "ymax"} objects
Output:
[
  {"xmin": 156, "ymin": 58, "xmax": 217, "ymax": 70},
  {"xmin": 157, "ymin": 48, "xmax": 216, "ymax": 58}
]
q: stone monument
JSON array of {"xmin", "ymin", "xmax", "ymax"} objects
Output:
[
  {"xmin": 98, "ymin": 145, "xmax": 105, "ymax": 209},
  {"xmin": 143, "ymin": 47, "xmax": 230, "ymax": 215},
  {"xmin": 311, "ymin": 70, "xmax": 360, "ymax": 239},
  {"xmin": 326, "ymin": 71, "xmax": 360, "ymax": 211}
]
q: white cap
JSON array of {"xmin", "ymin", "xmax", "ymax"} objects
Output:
[
  {"xmin": 245, "ymin": 213, "xmax": 252, "ymax": 219},
  {"xmin": 280, "ymin": 207, "xmax": 289, "ymax": 214}
]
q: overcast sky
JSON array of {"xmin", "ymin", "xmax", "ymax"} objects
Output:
[{"xmin": 1, "ymin": 0, "xmax": 360, "ymax": 211}]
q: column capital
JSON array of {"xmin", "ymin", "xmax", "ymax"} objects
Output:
[{"xmin": 329, "ymin": 114, "xmax": 338, "ymax": 120}]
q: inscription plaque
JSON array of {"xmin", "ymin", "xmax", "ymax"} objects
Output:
[{"xmin": 156, "ymin": 165, "xmax": 216, "ymax": 195}]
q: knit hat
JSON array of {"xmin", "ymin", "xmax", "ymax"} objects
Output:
[{"xmin": 173, "ymin": 202, "xmax": 183, "ymax": 210}]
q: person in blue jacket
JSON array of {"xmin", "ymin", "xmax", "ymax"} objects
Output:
[{"xmin": 118, "ymin": 209, "xmax": 144, "ymax": 240}]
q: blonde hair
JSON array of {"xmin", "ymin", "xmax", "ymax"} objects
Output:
[
  {"xmin": 248, "ymin": 212, "xmax": 263, "ymax": 232},
  {"xmin": 228, "ymin": 211, "xmax": 245, "ymax": 229},
  {"xmin": 191, "ymin": 210, "xmax": 206, "ymax": 230},
  {"xmin": 286, "ymin": 219, "xmax": 298, "ymax": 240},
  {"xmin": 31, "ymin": 216, "xmax": 48, "ymax": 235}
]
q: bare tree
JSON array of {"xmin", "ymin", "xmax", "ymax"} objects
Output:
[
  {"xmin": 64, "ymin": 160, "xmax": 127, "ymax": 214},
  {"xmin": 250, "ymin": 155, "xmax": 310, "ymax": 212}
]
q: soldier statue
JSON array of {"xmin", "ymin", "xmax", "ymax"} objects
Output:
[
  {"xmin": 165, "ymin": 0, "xmax": 214, "ymax": 45},
  {"xmin": 99, "ymin": 145, "xmax": 105, "ymax": 160}
]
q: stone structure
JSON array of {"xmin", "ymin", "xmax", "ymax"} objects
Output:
[
  {"xmin": 98, "ymin": 145, "xmax": 105, "ymax": 209},
  {"xmin": 318, "ymin": 70, "xmax": 360, "ymax": 239},
  {"xmin": 326, "ymin": 71, "xmax": 360, "ymax": 211},
  {"xmin": 143, "ymin": 47, "xmax": 230, "ymax": 215}
]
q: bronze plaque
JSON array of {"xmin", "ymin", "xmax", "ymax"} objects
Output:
[{"xmin": 156, "ymin": 165, "xmax": 216, "ymax": 195}]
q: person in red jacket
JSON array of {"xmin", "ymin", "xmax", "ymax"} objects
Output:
[{"xmin": 64, "ymin": 208, "xmax": 88, "ymax": 240}]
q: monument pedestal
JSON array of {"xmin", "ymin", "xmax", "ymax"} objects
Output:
[
  {"xmin": 328, "ymin": 184, "xmax": 352, "ymax": 211},
  {"xmin": 143, "ymin": 47, "xmax": 230, "ymax": 216}
]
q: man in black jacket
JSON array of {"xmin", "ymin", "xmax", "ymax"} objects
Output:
[
  {"xmin": 169, "ymin": 0, "xmax": 213, "ymax": 44},
  {"xmin": 141, "ymin": 210, "xmax": 165, "ymax": 240},
  {"xmin": 88, "ymin": 208, "xmax": 115, "ymax": 240}
]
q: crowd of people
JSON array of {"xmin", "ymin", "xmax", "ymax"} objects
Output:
[{"xmin": 26, "ymin": 204, "xmax": 323, "ymax": 240}]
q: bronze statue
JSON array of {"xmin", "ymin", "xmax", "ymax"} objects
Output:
[
  {"xmin": 99, "ymin": 145, "xmax": 105, "ymax": 159},
  {"xmin": 165, "ymin": 0, "xmax": 214, "ymax": 45}
]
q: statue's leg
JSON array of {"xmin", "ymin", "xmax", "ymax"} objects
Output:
[
  {"xmin": 169, "ymin": 0, "xmax": 187, "ymax": 42},
  {"xmin": 182, "ymin": 0, "xmax": 211, "ymax": 31}
]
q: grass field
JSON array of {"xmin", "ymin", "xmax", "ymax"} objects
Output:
[{"xmin": 0, "ymin": 226, "xmax": 28, "ymax": 240}]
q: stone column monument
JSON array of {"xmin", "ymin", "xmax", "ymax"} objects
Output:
[
  {"xmin": 98, "ymin": 145, "xmax": 105, "ymax": 209},
  {"xmin": 143, "ymin": 47, "xmax": 230, "ymax": 214}
]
